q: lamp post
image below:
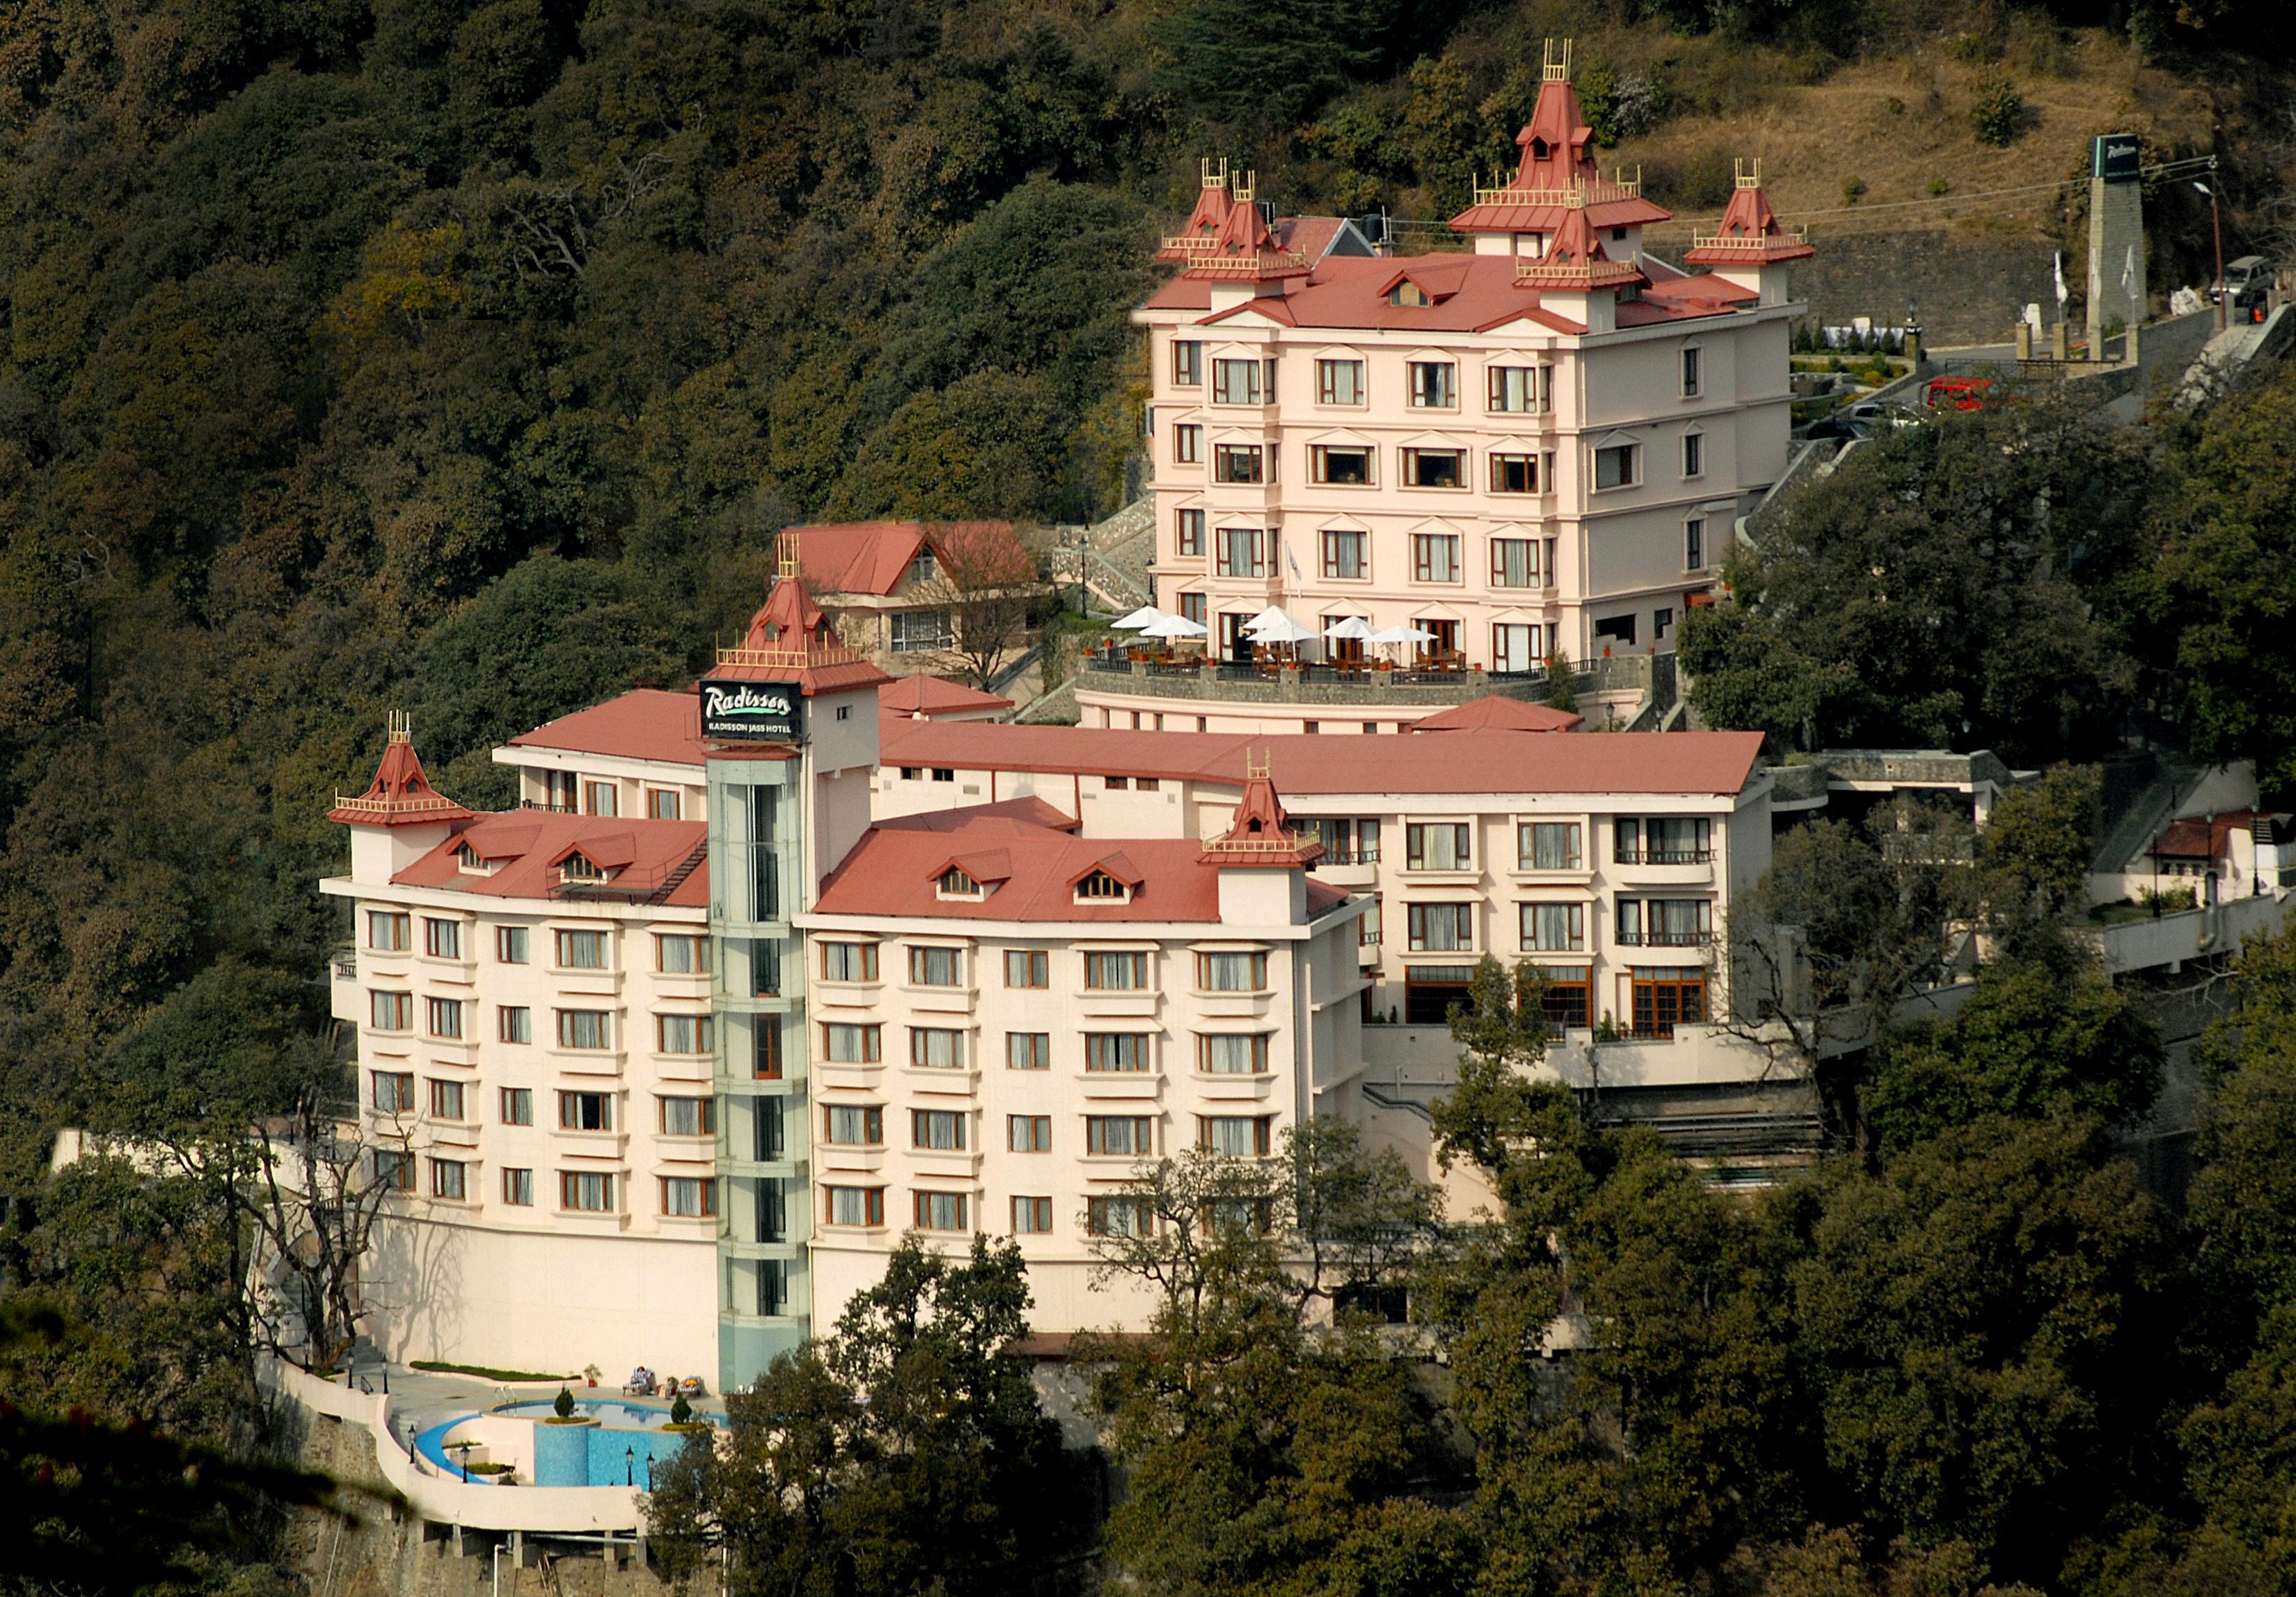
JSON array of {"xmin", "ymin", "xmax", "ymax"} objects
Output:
[
  {"xmin": 2196, "ymin": 168, "xmax": 2225, "ymax": 332},
  {"xmin": 625, "ymin": 1445, "xmax": 635, "ymax": 1486}
]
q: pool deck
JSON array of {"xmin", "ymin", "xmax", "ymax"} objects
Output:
[{"xmin": 337, "ymin": 1359, "xmax": 729, "ymax": 1470}]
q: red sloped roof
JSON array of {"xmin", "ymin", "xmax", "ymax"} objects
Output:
[
  {"xmin": 786, "ymin": 521, "xmax": 1024, "ymax": 597},
  {"xmin": 330, "ymin": 724, "xmax": 476, "ymax": 827},
  {"xmin": 393, "ymin": 813, "xmax": 709, "ymax": 907},
  {"xmin": 879, "ymin": 675, "xmax": 1014, "ymax": 716},
  {"xmin": 1408, "ymin": 696, "xmax": 1585, "ymax": 733},
  {"xmin": 814, "ymin": 808, "xmax": 1347, "ymax": 923},
  {"xmin": 505, "ymin": 689, "xmax": 706, "ymax": 766},
  {"xmin": 879, "ymin": 721, "xmax": 1765, "ymax": 797},
  {"xmin": 873, "ymin": 796, "xmax": 1079, "ymax": 834},
  {"xmin": 1684, "ymin": 177, "xmax": 1815, "ymax": 267}
]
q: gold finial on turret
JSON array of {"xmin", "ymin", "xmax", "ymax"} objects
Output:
[{"xmin": 1543, "ymin": 37, "xmax": 1572, "ymax": 82}]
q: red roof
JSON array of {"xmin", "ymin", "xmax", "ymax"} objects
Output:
[
  {"xmin": 331, "ymin": 722, "xmax": 476, "ymax": 828},
  {"xmin": 874, "ymin": 796, "xmax": 1079, "ymax": 834},
  {"xmin": 1512, "ymin": 198, "xmax": 1647, "ymax": 292},
  {"xmin": 506, "ymin": 689, "xmax": 706, "ymax": 766},
  {"xmin": 1447, "ymin": 67, "xmax": 1672, "ymax": 235},
  {"xmin": 1147, "ymin": 250, "xmax": 1750, "ymax": 334},
  {"xmin": 879, "ymin": 721, "xmax": 1765, "ymax": 797},
  {"xmin": 1201, "ymin": 768, "xmax": 1324, "ymax": 868},
  {"xmin": 2155, "ymin": 813, "xmax": 2255, "ymax": 860},
  {"xmin": 785, "ymin": 521, "xmax": 1024, "ymax": 597},
  {"xmin": 813, "ymin": 806, "xmax": 1348, "ymax": 924},
  {"xmin": 879, "ymin": 675, "xmax": 1014, "ymax": 718},
  {"xmin": 1408, "ymin": 696, "xmax": 1585, "ymax": 734},
  {"xmin": 712, "ymin": 564, "xmax": 894, "ymax": 698},
  {"xmin": 392, "ymin": 813, "xmax": 709, "ymax": 908},
  {"xmin": 1684, "ymin": 174, "xmax": 1815, "ymax": 267}
]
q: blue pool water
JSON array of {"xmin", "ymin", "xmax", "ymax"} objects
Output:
[{"xmin": 414, "ymin": 1397, "xmax": 719, "ymax": 1490}]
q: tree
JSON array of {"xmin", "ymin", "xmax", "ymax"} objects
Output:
[{"xmin": 908, "ymin": 521, "xmax": 1046, "ymax": 689}]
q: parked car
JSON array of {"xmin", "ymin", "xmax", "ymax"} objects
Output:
[{"xmin": 2214, "ymin": 255, "xmax": 2274, "ymax": 306}]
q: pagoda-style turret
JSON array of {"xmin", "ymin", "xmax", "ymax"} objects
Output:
[
  {"xmin": 1202, "ymin": 756, "xmax": 1325, "ymax": 926},
  {"xmin": 330, "ymin": 713, "xmax": 476, "ymax": 882},
  {"xmin": 1177, "ymin": 174, "xmax": 1309, "ymax": 300},
  {"xmin": 1156, "ymin": 158, "xmax": 1237, "ymax": 262},
  {"xmin": 1449, "ymin": 39, "xmax": 1669, "ymax": 254},
  {"xmin": 1512, "ymin": 190, "xmax": 1648, "ymax": 332},
  {"xmin": 1683, "ymin": 159, "xmax": 1813, "ymax": 307},
  {"xmin": 712, "ymin": 535, "xmax": 893, "ymax": 696}
]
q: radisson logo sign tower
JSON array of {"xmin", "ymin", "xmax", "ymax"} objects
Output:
[{"xmin": 700, "ymin": 679, "xmax": 805, "ymax": 743}]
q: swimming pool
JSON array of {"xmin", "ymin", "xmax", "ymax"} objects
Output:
[{"xmin": 414, "ymin": 1396, "xmax": 719, "ymax": 1490}]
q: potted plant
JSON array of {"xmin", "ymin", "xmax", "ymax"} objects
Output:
[{"xmin": 583, "ymin": 1363, "xmax": 601, "ymax": 1389}]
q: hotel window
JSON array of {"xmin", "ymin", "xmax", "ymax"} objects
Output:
[
  {"xmin": 1008, "ymin": 1115, "xmax": 1052, "ymax": 1153},
  {"xmin": 582, "ymin": 780, "xmax": 618, "ymax": 817},
  {"xmin": 825, "ymin": 1105, "xmax": 883, "ymax": 1146},
  {"xmin": 1489, "ymin": 453, "xmax": 1541, "ymax": 494},
  {"xmin": 1178, "ymin": 592, "xmax": 1208, "ymax": 627},
  {"xmin": 1306, "ymin": 817, "xmax": 1379, "ymax": 865},
  {"xmin": 1521, "ymin": 902, "xmax": 1586, "ymax": 953},
  {"xmin": 646, "ymin": 787, "xmax": 681, "ymax": 820},
  {"xmin": 1075, "ymin": 869, "xmax": 1129, "ymax": 902},
  {"xmin": 1212, "ymin": 443, "xmax": 1264, "ymax": 484},
  {"xmin": 1317, "ymin": 358, "xmax": 1364, "ymax": 405},
  {"xmin": 1086, "ymin": 1116, "xmax": 1154, "ymax": 1156},
  {"xmin": 1685, "ymin": 517, "xmax": 1706, "ymax": 570},
  {"xmin": 1388, "ymin": 280, "xmax": 1431, "ymax": 307},
  {"xmin": 1196, "ymin": 950, "xmax": 1268, "ymax": 991},
  {"xmin": 1406, "ymin": 822, "xmax": 1471, "ymax": 872},
  {"xmin": 560, "ymin": 1171, "xmax": 615, "ymax": 1213},
  {"xmin": 826, "ymin": 1186, "xmax": 884, "ymax": 1227},
  {"xmin": 1542, "ymin": 966, "xmax": 1593, "ymax": 1031},
  {"xmin": 1176, "ymin": 507, "xmax": 1205, "ymax": 557},
  {"xmin": 1594, "ymin": 442, "xmax": 1640, "ymax": 490},
  {"xmin": 1412, "ymin": 534, "xmax": 1460, "ymax": 584},
  {"xmin": 910, "ymin": 1027, "xmax": 964, "ymax": 1069},
  {"xmin": 541, "ymin": 770, "xmax": 577, "ymax": 812},
  {"xmin": 374, "ymin": 1150, "xmax": 415, "ymax": 1191},
  {"xmin": 1174, "ymin": 424, "xmax": 1201, "ymax": 464},
  {"xmin": 557, "ymin": 1090, "xmax": 611, "ymax": 1131},
  {"xmin": 1682, "ymin": 431, "xmax": 1705, "ymax": 478},
  {"xmin": 1407, "ymin": 903, "xmax": 1474, "ymax": 951},
  {"xmin": 908, "ymin": 946, "xmax": 962, "ymax": 986},
  {"xmin": 1401, "ymin": 449, "xmax": 1464, "ymax": 489},
  {"xmin": 367, "ymin": 910, "xmax": 409, "ymax": 951},
  {"xmin": 1408, "ymin": 361, "xmax": 1456, "ymax": 408},
  {"xmin": 1087, "ymin": 1196, "xmax": 1153, "ymax": 1236},
  {"xmin": 370, "ymin": 991, "xmax": 412, "ymax": 1031},
  {"xmin": 659, "ymin": 1096, "xmax": 714, "ymax": 1136},
  {"xmin": 1616, "ymin": 898, "xmax": 1712, "ymax": 946},
  {"xmin": 1084, "ymin": 1033, "xmax": 1150, "ymax": 1073},
  {"xmin": 656, "ymin": 1013, "xmax": 711, "ymax": 1054},
  {"xmin": 428, "ymin": 1079, "xmax": 465, "ymax": 1120},
  {"xmin": 755, "ymin": 1021, "xmax": 784, "ymax": 1079},
  {"xmin": 426, "ymin": 997, "xmax": 464, "ymax": 1039},
  {"xmin": 1403, "ymin": 964, "xmax": 1475, "ymax": 1025},
  {"xmin": 914, "ymin": 1191, "xmax": 969, "ymax": 1231},
  {"xmin": 495, "ymin": 926, "xmax": 528, "ymax": 963},
  {"xmin": 371, "ymin": 1070, "xmax": 415, "ymax": 1112},
  {"xmin": 1519, "ymin": 820, "xmax": 1584, "ymax": 871},
  {"xmin": 1615, "ymin": 817, "xmax": 1713, "ymax": 865},
  {"xmin": 1491, "ymin": 539, "xmax": 1539, "ymax": 589},
  {"xmin": 890, "ymin": 611, "xmax": 952, "ymax": 653},
  {"xmin": 1001, "ymin": 950, "xmax": 1048, "ymax": 990},
  {"xmin": 559, "ymin": 853, "xmax": 604, "ymax": 885},
  {"xmin": 754, "ymin": 1102, "xmax": 785, "ymax": 1161},
  {"xmin": 1199, "ymin": 1115, "xmax": 1273, "ymax": 1157},
  {"xmin": 502, "ymin": 1167, "xmax": 534, "ymax": 1206},
  {"xmin": 555, "ymin": 929, "xmax": 608, "ymax": 969},
  {"xmin": 427, "ymin": 1158, "xmax": 467, "ymax": 1201},
  {"xmin": 1631, "ymin": 971, "xmax": 1707, "ymax": 1038},
  {"xmin": 1007, "ymin": 1031, "xmax": 1050, "ymax": 1070},
  {"xmin": 1215, "ymin": 526, "xmax": 1266, "ymax": 577},
  {"xmin": 1310, "ymin": 445, "xmax": 1374, "ymax": 485},
  {"xmin": 1488, "ymin": 364, "xmax": 1549, "ymax": 413},
  {"xmin": 822, "ymin": 1022, "xmax": 882, "ymax": 1063},
  {"xmin": 555, "ymin": 1009, "xmax": 611, "ymax": 1049},
  {"xmin": 500, "ymin": 1087, "xmax": 532, "ymax": 1125},
  {"xmin": 661, "ymin": 1177, "xmax": 716, "ymax": 1218},
  {"xmin": 1680, "ymin": 346, "xmax": 1703, "ymax": 397},
  {"xmin": 1172, "ymin": 339, "xmax": 1202, "ymax": 386},
  {"xmin": 1212, "ymin": 358, "xmax": 1262, "ymax": 405},
  {"xmin": 1492, "ymin": 624, "xmax": 1538, "ymax": 675},
  {"xmin": 1012, "ymin": 1196, "xmax": 1054, "ymax": 1234},
  {"xmin": 1321, "ymin": 528, "xmax": 1367, "ymax": 579},
  {"xmin": 820, "ymin": 941, "xmax": 879, "ymax": 982},
  {"xmin": 657, "ymin": 933, "xmax": 708, "ymax": 973},
  {"xmin": 1199, "ymin": 1033, "xmax": 1271, "ymax": 1075},
  {"xmin": 1084, "ymin": 950, "xmax": 1149, "ymax": 991},
  {"xmin": 913, "ymin": 1109, "xmax": 967, "ymax": 1151}
]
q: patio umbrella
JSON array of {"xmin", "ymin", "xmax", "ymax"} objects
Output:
[
  {"xmin": 1239, "ymin": 606, "xmax": 1293, "ymax": 636},
  {"xmin": 1322, "ymin": 616, "xmax": 1374, "ymax": 641},
  {"xmin": 1365, "ymin": 624, "xmax": 1438, "ymax": 647},
  {"xmin": 1138, "ymin": 613, "xmax": 1209, "ymax": 639},
  {"xmin": 1111, "ymin": 604, "xmax": 1166, "ymax": 631},
  {"xmin": 1248, "ymin": 611, "xmax": 1320, "ymax": 645}
]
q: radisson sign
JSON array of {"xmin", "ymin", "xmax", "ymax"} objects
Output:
[
  {"xmin": 699, "ymin": 679, "xmax": 804, "ymax": 743},
  {"xmin": 2092, "ymin": 133, "xmax": 2140, "ymax": 184}
]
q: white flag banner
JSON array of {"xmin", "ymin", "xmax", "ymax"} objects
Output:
[{"xmin": 2054, "ymin": 250, "xmax": 2069, "ymax": 307}]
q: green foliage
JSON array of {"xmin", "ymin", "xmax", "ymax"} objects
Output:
[
  {"xmin": 1541, "ymin": 650, "xmax": 1577, "ymax": 712},
  {"xmin": 669, "ymin": 1391, "xmax": 692, "ymax": 1425},
  {"xmin": 1968, "ymin": 75, "xmax": 2026, "ymax": 146},
  {"xmin": 553, "ymin": 1384, "xmax": 574, "ymax": 1418}
]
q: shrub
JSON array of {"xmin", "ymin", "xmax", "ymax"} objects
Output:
[
  {"xmin": 1842, "ymin": 174, "xmax": 1867, "ymax": 206},
  {"xmin": 553, "ymin": 1386, "xmax": 575, "ymax": 1419},
  {"xmin": 670, "ymin": 1393, "xmax": 692, "ymax": 1425},
  {"xmin": 1970, "ymin": 76, "xmax": 2025, "ymax": 147}
]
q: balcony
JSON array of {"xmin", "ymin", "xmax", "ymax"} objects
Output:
[{"xmin": 1077, "ymin": 651, "xmax": 1658, "ymax": 710}]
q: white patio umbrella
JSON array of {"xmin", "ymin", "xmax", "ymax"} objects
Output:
[
  {"xmin": 1239, "ymin": 606, "xmax": 1294, "ymax": 636},
  {"xmin": 1322, "ymin": 616, "xmax": 1375, "ymax": 641},
  {"xmin": 1111, "ymin": 604, "xmax": 1167, "ymax": 631},
  {"xmin": 1365, "ymin": 623, "xmax": 1438, "ymax": 647},
  {"xmin": 1247, "ymin": 611, "xmax": 1320, "ymax": 645},
  {"xmin": 1138, "ymin": 613, "xmax": 1209, "ymax": 640}
]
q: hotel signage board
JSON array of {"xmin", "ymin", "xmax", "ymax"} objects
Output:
[
  {"xmin": 2092, "ymin": 133, "xmax": 2140, "ymax": 184},
  {"xmin": 700, "ymin": 679, "xmax": 805, "ymax": 743}
]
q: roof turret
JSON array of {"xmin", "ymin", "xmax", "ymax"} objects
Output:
[
  {"xmin": 712, "ymin": 534, "xmax": 893, "ymax": 696},
  {"xmin": 1156, "ymin": 158, "xmax": 1237, "ymax": 262},
  {"xmin": 329, "ymin": 714, "xmax": 476, "ymax": 827},
  {"xmin": 1449, "ymin": 39, "xmax": 1671, "ymax": 235},
  {"xmin": 1177, "ymin": 172, "xmax": 1310, "ymax": 283},
  {"xmin": 1199, "ymin": 755, "xmax": 1325, "ymax": 868},
  {"xmin": 1512, "ymin": 190, "xmax": 1648, "ymax": 292},
  {"xmin": 1684, "ymin": 160, "xmax": 1815, "ymax": 266}
]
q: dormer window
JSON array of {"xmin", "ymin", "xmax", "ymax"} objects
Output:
[
  {"xmin": 1075, "ymin": 871, "xmax": 1130, "ymax": 903},
  {"xmin": 559, "ymin": 853, "xmax": 604, "ymax": 884},
  {"xmin": 1530, "ymin": 137, "xmax": 1550, "ymax": 161},
  {"xmin": 906, "ymin": 550, "xmax": 936, "ymax": 586},
  {"xmin": 454, "ymin": 843, "xmax": 492, "ymax": 875},
  {"xmin": 936, "ymin": 867, "xmax": 983, "ymax": 899},
  {"xmin": 1388, "ymin": 280, "xmax": 1432, "ymax": 307}
]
